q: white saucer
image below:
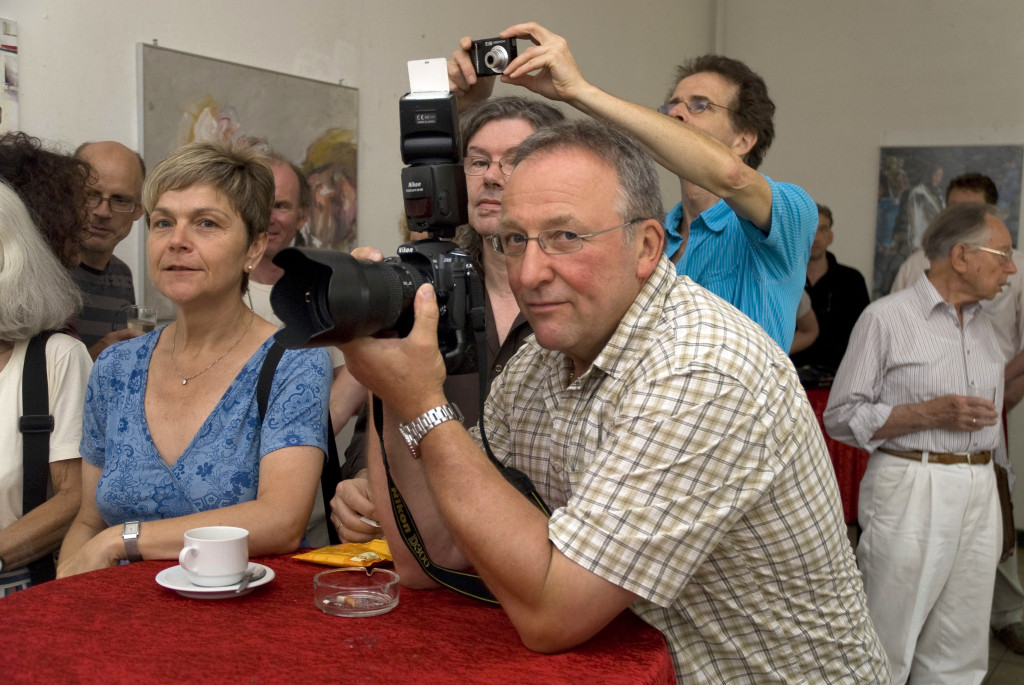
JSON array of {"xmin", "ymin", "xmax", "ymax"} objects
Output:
[{"xmin": 156, "ymin": 562, "xmax": 274, "ymax": 599}]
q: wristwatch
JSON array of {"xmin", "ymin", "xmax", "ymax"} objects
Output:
[
  {"xmin": 0, "ymin": 555, "xmax": 5, "ymax": 573},
  {"xmin": 122, "ymin": 521, "xmax": 142, "ymax": 562},
  {"xmin": 398, "ymin": 403, "xmax": 464, "ymax": 459}
]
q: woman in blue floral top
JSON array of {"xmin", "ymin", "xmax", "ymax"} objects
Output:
[{"xmin": 58, "ymin": 141, "xmax": 331, "ymax": 576}]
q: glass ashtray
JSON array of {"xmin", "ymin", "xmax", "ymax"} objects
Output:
[{"xmin": 313, "ymin": 567, "xmax": 400, "ymax": 617}]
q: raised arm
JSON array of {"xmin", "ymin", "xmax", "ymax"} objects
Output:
[{"xmin": 496, "ymin": 22, "xmax": 772, "ymax": 228}]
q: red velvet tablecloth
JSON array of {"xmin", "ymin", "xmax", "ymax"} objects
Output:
[
  {"xmin": 804, "ymin": 388, "xmax": 870, "ymax": 524},
  {"xmin": 0, "ymin": 555, "xmax": 674, "ymax": 684}
]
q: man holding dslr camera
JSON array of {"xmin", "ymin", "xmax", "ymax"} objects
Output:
[
  {"xmin": 336, "ymin": 109, "xmax": 887, "ymax": 679},
  {"xmin": 328, "ymin": 94, "xmax": 563, "ymax": 542}
]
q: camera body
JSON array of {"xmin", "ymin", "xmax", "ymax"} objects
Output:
[
  {"xmin": 471, "ymin": 37, "xmax": 518, "ymax": 77},
  {"xmin": 269, "ymin": 91, "xmax": 485, "ymax": 375}
]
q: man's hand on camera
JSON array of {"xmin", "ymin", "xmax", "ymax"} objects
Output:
[
  {"xmin": 339, "ymin": 282, "xmax": 448, "ymax": 423},
  {"xmin": 497, "ymin": 23, "xmax": 590, "ymax": 105},
  {"xmin": 350, "ymin": 245, "xmax": 384, "ymax": 263},
  {"xmin": 449, "ymin": 36, "xmax": 496, "ymax": 112}
]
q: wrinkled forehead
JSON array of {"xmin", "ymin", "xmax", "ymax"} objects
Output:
[
  {"xmin": 984, "ymin": 214, "xmax": 1013, "ymax": 246},
  {"xmin": 501, "ymin": 148, "xmax": 621, "ymax": 230},
  {"xmin": 79, "ymin": 143, "xmax": 144, "ymax": 195},
  {"xmin": 672, "ymin": 71, "xmax": 740, "ymax": 105}
]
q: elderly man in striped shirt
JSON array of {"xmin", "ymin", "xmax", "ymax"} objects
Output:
[{"xmin": 826, "ymin": 202, "xmax": 1017, "ymax": 683}]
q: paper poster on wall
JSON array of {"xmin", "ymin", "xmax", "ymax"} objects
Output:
[
  {"xmin": 873, "ymin": 144, "xmax": 1022, "ymax": 299},
  {"xmin": 139, "ymin": 44, "xmax": 358, "ymax": 316},
  {"xmin": 1, "ymin": 19, "xmax": 18, "ymax": 134}
]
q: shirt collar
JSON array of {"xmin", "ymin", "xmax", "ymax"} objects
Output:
[
  {"xmin": 911, "ymin": 271, "xmax": 983, "ymax": 324},
  {"xmin": 581, "ymin": 257, "xmax": 677, "ymax": 382}
]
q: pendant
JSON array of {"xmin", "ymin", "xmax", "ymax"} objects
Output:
[{"xmin": 182, "ymin": 379, "xmax": 188, "ymax": 385}]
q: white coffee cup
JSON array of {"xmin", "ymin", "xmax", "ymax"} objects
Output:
[{"xmin": 178, "ymin": 526, "xmax": 249, "ymax": 587}]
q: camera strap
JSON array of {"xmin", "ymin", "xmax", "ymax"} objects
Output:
[{"xmin": 376, "ymin": 316, "xmax": 551, "ymax": 605}]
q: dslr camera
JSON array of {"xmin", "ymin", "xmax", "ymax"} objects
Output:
[
  {"xmin": 270, "ymin": 92, "xmax": 485, "ymax": 376},
  {"xmin": 471, "ymin": 37, "xmax": 518, "ymax": 76}
]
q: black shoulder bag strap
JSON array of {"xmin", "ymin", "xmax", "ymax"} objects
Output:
[
  {"xmin": 377, "ymin": 273, "xmax": 550, "ymax": 605},
  {"xmin": 257, "ymin": 341, "xmax": 342, "ymax": 545},
  {"xmin": 20, "ymin": 331, "xmax": 57, "ymax": 585}
]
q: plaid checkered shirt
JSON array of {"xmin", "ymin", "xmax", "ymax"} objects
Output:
[{"xmin": 481, "ymin": 257, "xmax": 891, "ymax": 683}]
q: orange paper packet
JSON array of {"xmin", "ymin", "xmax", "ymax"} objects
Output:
[{"xmin": 293, "ymin": 538, "xmax": 392, "ymax": 567}]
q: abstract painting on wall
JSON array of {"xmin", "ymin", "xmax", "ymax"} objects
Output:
[
  {"xmin": 139, "ymin": 44, "xmax": 358, "ymax": 315},
  {"xmin": 873, "ymin": 144, "xmax": 1021, "ymax": 299}
]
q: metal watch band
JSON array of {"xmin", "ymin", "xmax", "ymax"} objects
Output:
[
  {"xmin": 122, "ymin": 520, "xmax": 142, "ymax": 562},
  {"xmin": 398, "ymin": 403, "xmax": 464, "ymax": 459}
]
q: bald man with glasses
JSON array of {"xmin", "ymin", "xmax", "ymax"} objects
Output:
[{"xmin": 72, "ymin": 141, "xmax": 146, "ymax": 359}]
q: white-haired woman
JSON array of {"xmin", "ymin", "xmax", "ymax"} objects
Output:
[{"xmin": 0, "ymin": 181, "xmax": 92, "ymax": 594}]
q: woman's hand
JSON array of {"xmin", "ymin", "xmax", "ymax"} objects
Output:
[
  {"xmin": 56, "ymin": 526, "xmax": 124, "ymax": 578},
  {"xmin": 330, "ymin": 474, "xmax": 382, "ymax": 543}
]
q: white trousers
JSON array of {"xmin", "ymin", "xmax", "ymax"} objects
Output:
[
  {"xmin": 857, "ymin": 453, "xmax": 1000, "ymax": 685},
  {"xmin": 991, "ymin": 543, "xmax": 1024, "ymax": 628}
]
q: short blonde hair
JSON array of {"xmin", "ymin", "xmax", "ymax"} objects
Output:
[
  {"xmin": 143, "ymin": 140, "xmax": 274, "ymax": 245},
  {"xmin": 0, "ymin": 181, "xmax": 83, "ymax": 340}
]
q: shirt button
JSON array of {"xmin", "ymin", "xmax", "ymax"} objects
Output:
[{"xmin": 493, "ymin": 364, "xmax": 503, "ymax": 374}]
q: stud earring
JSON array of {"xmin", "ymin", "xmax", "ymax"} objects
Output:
[{"xmin": 246, "ymin": 264, "xmax": 253, "ymax": 272}]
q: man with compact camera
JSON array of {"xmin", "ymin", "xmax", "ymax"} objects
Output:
[
  {"xmin": 448, "ymin": 23, "xmax": 816, "ymax": 352},
  {"xmin": 328, "ymin": 95, "xmax": 563, "ymax": 542},
  {"xmin": 338, "ymin": 118, "xmax": 889, "ymax": 681}
]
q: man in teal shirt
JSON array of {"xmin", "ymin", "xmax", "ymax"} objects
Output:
[{"xmin": 450, "ymin": 24, "xmax": 816, "ymax": 350}]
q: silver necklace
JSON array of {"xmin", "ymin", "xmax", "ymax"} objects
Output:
[{"xmin": 170, "ymin": 309, "xmax": 254, "ymax": 385}]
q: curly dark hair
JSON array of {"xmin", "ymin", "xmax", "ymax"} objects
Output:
[
  {"xmin": 672, "ymin": 55, "xmax": 775, "ymax": 170},
  {"xmin": 0, "ymin": 132, "xmax": 91, "ymax": 267}
]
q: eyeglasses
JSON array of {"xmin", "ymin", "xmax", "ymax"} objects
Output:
[
  {"xmin": 463, "ymin": 155, "xmax": 515, "ymax": 177},
  {"xmin": 657, "ymin": 96, "xmax": 739, "ymax": 117},
  {"xmin": 489, "ymin": 219, "xmax": 644, "ymax": 256},
  {"xmin": 969, "ymin": 244, "xmax": 1013, "ymax": 264},
  {"xmin": 85, "ymin": 191, "xmax": 138, "ymax": 213}
]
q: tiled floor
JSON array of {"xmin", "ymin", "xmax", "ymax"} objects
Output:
[
  {"xmin": 985, "ymin": 547, "xmax": 1024, "ymax": 684},
  {"xmin": 847, "ymin": 526, "xmax": 1024, "ymax": 683}
]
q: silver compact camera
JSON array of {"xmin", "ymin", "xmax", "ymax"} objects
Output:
[{"xmin": 471, "ymin": 37, "xmax": 517, "ymax": 76}]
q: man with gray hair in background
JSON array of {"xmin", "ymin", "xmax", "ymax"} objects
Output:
[
  {"xmin": 342, "ymin": 118, "xmax": 888, "ymax": 682},
  {"xmin": 827, "ymin": 202, "xmax": 1017, "ymax": 681},
  {"xmin": 891, "ymin": 172, "xmax": 1024, "ymax": 655}
]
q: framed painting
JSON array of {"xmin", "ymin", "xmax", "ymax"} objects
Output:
[
  {"xmin": 1, "ymin": 19, "xmax": 18, "ymax": 134},
  {"xmin": 873, "ymin": 144, "xmax": 1021, "ymax": 299},
  {"xmin": 138, "ymin": 44, "xmax": 358, "ymax": 316}
]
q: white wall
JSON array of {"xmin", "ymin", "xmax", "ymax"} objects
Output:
[
  {"xmin": 8, "ymin": 1, "xmax": 1023, "ymax": 518},
  {"xmin": 718, "ymin": 0, "xmax": 1024, "ymax": 525},
  {"xmin": 3, "ymin": 0, "xmax": 711, "ymax": 273}
]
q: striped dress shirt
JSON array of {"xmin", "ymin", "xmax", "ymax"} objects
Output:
[{"xmin": 825, "ymin": 272, "xmax": 1004, "ymax": 457}]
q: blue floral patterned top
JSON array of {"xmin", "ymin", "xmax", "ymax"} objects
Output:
[{"xmin": 81, "ymin": 328, "xmax": 331, "ymax": 525}]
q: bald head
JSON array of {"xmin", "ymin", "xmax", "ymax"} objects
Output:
[{"xmin": 76, "ymin": 141, "xmax": 145, "ymax": 269}]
